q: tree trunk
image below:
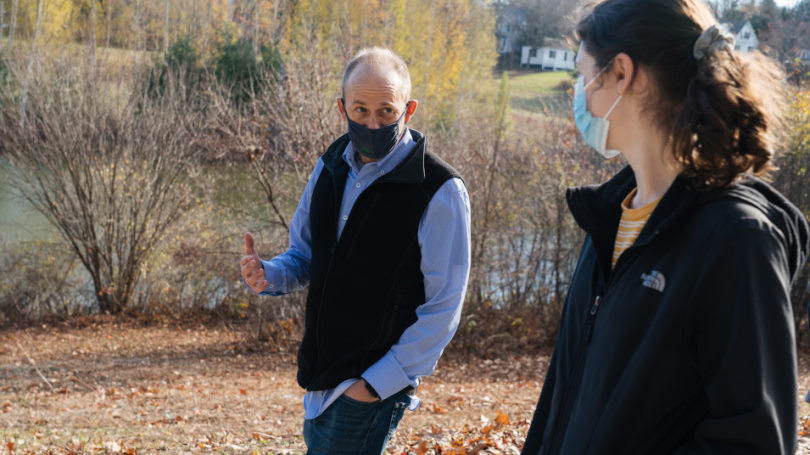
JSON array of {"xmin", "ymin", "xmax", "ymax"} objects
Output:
[
  {"xmin": 19, "ymin": 0, "xmax": 44, "ymax": 126},
  {"xmin": 164, "ymin": 0, "xmax": 170, "ymax": 53},
  {"xmin": 202, "ymin": 0, "xmax": 211, "ymax": 65},
  {"xmin": 9, "ymin": 0, "xmax": 18, "ymax": 49},
  {"xmin": 0, "ymin": 0, "xmax": 5, "ymax": 52},
  {"xmin": 253, "ymin": 0, "xmax": 260, "ymax": 54},
  {"xmin": 106, "ymin": 0, "xmax": 113, "ymax": 48},
  {"xmin": 89, "ymin": 0, "xmax": 96, "ymax": 85},
  {"xmin": 134, "ymin": 0, "xmax": 143, "ymax": 56},
  {"xmin": 181, "ymin": 0, "xmax": 187, "ymax": 40},
  {"xmin": 270, "ymin": 0, "xmax": 279, "ymax": 42},
  {"xmin": 227, "ymin": 0, "xmax": 234, "ymax": 22}
]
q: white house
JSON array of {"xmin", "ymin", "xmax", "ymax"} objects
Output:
[
  {"xmin": 728, "ymin": 16, "xmax": 759, "ymax": 54},
  {"xmin": 520, "ymin": 40, "xmax": 575, "ymax": 71}
]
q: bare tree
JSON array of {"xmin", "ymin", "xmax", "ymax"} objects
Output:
[
  {"xmin": 0, "ymin": 0, "xmax": 5, "ymax": 52},
  {"xmin": 164, "ymin": 0, "xmax": 170, "ymax": 53},
  {"xmin": 1, "ymin": 61, "xmax": 202, "ymax": 314},
  {"xmin": 89, "ymin": 0, "xmax": 97, "ymax": 86},
  {"xmin": 106, "ymin": 0, "xmax": 113, "ymax": 49},
  {"xmin": 8, "ymin": 0, "xmax": 18, "ymax": 49},
  {"xmin": 19, "ymin": 0, "xmax": 44, "ymax": 127},
  {"xmin": 203, "ymin": 0, "xmax": 211, "ymax": 65}
]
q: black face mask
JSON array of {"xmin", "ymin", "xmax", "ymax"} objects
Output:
[{"xmin": 342, "ymin": 99, "xmax": 410, "ymax": 160}]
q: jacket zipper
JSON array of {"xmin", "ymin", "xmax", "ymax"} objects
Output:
[
  {"xmin": 545, "ymin": 246, "xmax": 640, "ymax": 455},
  {"xmin": 547, "ymin": 295, "xmax": 602, "ymax": 455}
]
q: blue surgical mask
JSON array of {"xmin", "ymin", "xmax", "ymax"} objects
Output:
[
  {"xmin": 343, "ymin": 100, "xmax": 410, "ymax": 160},
  {"xmin": 574, "ymin": 68, "xmax": 622, "ymax": 159}
]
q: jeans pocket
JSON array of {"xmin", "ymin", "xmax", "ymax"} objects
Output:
[{"xmin": 338, "ymin": 394, "xmax": 382, "ymax": 407}]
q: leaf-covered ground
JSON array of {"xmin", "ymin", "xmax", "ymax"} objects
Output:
[{"xmin": 1, "ymin": 318, "xmax": 809, "ymax": 455}]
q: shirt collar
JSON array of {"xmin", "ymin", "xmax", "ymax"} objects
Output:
[{"xmin": 343, "ymin": 128, "xmax": 415, "ymax": 175}]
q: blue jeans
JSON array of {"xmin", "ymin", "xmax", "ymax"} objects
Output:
[{"xmin": 303, "ymin": 390, "xmax": 410, "ymax": 455}]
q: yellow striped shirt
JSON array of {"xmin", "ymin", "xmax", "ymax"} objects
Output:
[{"xmin": 613, "ymin": 189, "xmax": 661, "ymax": 269}]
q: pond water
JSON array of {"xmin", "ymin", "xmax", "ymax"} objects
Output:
[{"xmin": 0, "ymin": 159, "xmax": 55, "ymax": 242}]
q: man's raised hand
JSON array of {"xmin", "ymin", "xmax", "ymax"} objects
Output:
[{"xmin": 241, "ymin": 232, "xmax": 268, "ymax": 293}]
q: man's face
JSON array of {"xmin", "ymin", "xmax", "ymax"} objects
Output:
[{"xmin": 339, "ymin": 64, "xmax": 409, "ymax": 129}]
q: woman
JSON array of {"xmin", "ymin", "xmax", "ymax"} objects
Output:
[{"xmin": 522, "ymin": 1, "xmax": 810, "ymax": 454}]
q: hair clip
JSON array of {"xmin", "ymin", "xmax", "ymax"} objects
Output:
[{"xmin": 693, "ymin": 24, "xmax": 736, "ymax": 61}]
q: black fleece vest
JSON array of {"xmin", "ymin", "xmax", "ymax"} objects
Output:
[{"xmin": 297, "ymin": 130, "xmax": 461, "ymax": 391}]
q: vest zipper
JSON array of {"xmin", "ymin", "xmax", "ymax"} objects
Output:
[{"xmin": 344, "ymin": 192, "xmax": 381, "ymax": 260}]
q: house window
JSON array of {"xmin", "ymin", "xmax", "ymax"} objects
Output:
[
  {"xmin": 748, "ymin": 46, "xmax": 754, "ymax": 52},
  {"xmin": 734, "ymin": 45, "xmax": 740, "ymax": 50},
  {"xmin": 531, "ymin": 48, "xmax": 539, "ymax": 58},
  {"xmin": 743, "ymin": 32, "xmax": 751, "ymax": 39},
  {"xmin": 549, "ymin": 50, "xmax": 557, "ymax": 59},
  {"xmin": 564, "ymin": 52, "xmax": 568, "ymax": 61}
]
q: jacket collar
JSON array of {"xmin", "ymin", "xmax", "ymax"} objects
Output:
[
  {"xmin": 321, "ymin": 129, "xmax": 428, "ymax": 184},
  {"xmin": 566, "ymin": 165, "xmax": 698, "ymax": 278}
]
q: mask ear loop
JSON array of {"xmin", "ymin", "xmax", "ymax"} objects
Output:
[
  {"xmin": 583, "ymin": 57, "xmax": 616, "ymax": 90},
  {"xmin": 604, "ymin": 94, "xmax": 622, "ymax": 121}
]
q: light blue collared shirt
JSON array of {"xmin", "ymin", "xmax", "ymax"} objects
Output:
[{"xmin": 255, "ymin": 129, "xmax": 471, "ymax": 419}]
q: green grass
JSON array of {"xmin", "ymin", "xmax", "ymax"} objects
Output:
[
  {"xmin": 510, "ymin": 71, "xmax": 574, "ymax": 97},
  {"xmin": 505, "ymin": 70, "xmax": 575, "ymax": 117}
]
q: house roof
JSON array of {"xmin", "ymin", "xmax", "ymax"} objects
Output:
[
  {"xmin": 540, "ymin": 39, "xmax": 572, "ymax": 51},
  {"xmin": 720, "ymin": 13, "xmax": 750, "ymax": 34}
]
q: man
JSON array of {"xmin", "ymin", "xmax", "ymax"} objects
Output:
[{"xmin": 240, "ymin": 47, "xmax": 471, "ymax": 454}]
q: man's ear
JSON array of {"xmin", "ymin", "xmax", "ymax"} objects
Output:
[
  {"xmin": 404, "ymin": 100, "xmax": 418, "ymax": 123},
  {"xmin": 336, "ymin": 97, "xmax": 347, "ymax": 121}
]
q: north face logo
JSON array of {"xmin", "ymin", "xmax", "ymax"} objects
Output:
[{"xmin": 641, "ymin": 271, "xmax": 666, "ymax": 293}]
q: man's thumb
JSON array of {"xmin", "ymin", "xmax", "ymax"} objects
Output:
[{"xmin": 245, "ymin": 232, "xmax": 257, "ymax": 256}]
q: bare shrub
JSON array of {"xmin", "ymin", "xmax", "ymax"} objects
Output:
[
  {"xmin": 0, "ymin": 55, "xmax": 203, "ymax": 315},
  {"xmin": 0, "ymin": 237, "xmax": 84, "ymax": 321},
  {"xmin": 191, "ymin": 45, "xmax": 344, "ymax": 342},
  {"xmin": 431, "ymin": 108, "xmax": 621, "ymax": 355}
]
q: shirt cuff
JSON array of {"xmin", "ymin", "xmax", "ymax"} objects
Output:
[
  {"xmin": 242, "ymin": 260, "xmax": 285, "ymax": 296},
  {"xmin": 361, "ymin": 351, "xmax": 415, "ymax": 401}
]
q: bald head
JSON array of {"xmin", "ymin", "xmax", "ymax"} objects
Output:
[{"xmin": 341, "ymin": 47, "xmax": 412, "ymax": 104}]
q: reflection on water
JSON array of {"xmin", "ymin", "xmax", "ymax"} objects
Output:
[{"xmin": 0, "ymin": 159, "xmax": 54, "ymax": 242}]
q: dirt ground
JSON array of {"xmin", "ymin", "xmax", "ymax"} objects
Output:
[{"xmin": 1, "ymin": 318, "xmax": 810, "ymax": 455}]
